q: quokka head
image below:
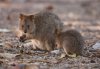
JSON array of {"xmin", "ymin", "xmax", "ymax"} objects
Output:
[{"xmin": 19, "ymin": 14, "xmax": 36, "ymax": 42}]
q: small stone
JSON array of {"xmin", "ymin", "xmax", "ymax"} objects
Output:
[
  {"xmin": 81, "ymin": 60, "xmax": 85, "ymax": 64},
  {"xmin": 0, "ymin": 53, "xmax": 18, "ymax": 59},
  {"xmin": 0, "ymin": 29, "xmax": 11, "ymax": 33},
  {"xmin": 51, "ymin": 50, "xmax": 60, "ymax": 55},
  {"xmin": 49, "ymin": 58, "xmax": 59, "ymax": 64},
  {"xmin": 0, "ymin": 43, "xmax": 3, "ymax": 47},
  {"xmin": 90, "ymin": 60, "xmax": 95, "ymax": 63},
  {"xmin": 92, "ymin": 42, "xmax": 100, "ymax": 50}
]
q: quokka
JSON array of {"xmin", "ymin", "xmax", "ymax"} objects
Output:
[
  {"xmin": 56, "ymin": 30, "xmax": 84, "ymax": 57},
  {"xmin": 19, "ymin": 11, "xmax": 63, "ymax": 51}
]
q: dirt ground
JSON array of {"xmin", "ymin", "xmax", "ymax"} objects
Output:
[{"xmin": 0, "ymin": 0, "xmax": 100, "ymax": 69}]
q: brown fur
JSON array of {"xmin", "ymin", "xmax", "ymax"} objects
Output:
[
  {"xmin": 56, "ymin": 30, "xmax": 84, "ymax": 56},
  {"xmin": 19, "ymin": 11, "xmax": 63, "ymax": 51}
]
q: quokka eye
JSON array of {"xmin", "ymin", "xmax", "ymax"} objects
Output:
[
  {"xmin": 27, "ymin": 25, "xmax": 30, "ymax": 29},
  {"xmin": 22, "ymin": 25, "xmax": 24, "ymax": 28}
]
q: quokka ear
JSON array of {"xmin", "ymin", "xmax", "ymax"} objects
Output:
[
  {"xmin": 30, "ymin": 15, "xmax": 35, "ymax": 20},
  {"xmin": 20, "ymin": 13, "xmax": 25, "ymax": 19}
]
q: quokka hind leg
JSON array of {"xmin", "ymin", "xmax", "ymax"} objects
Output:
[
  {"xmin": 62, "ymin": 41, "xmax": 77, "ymax": 58},
  {"xmin": 63, "ymin": 47, "xmax": 77, "ymax": 58}
]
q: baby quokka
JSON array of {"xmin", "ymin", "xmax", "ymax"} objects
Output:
[{"xmin": 56, "ymin": 30, "xmax": 84, "ymax": 57}]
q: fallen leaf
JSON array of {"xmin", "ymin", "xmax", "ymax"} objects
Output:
[{"xmin": 4, "ymin": 42, "xmax": 13, "ymax": 50}]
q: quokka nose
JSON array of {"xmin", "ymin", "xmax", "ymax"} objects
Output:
[
  {"xmin": 24, "ymin": 30, "xmax": 27, "ymax": 33},
  {"xmin": 19, "ymin": 37, "xmax": 24, "ymax": 42},
  {"xmin": 19, "ymin": 35, "xmax": 26, "ymax": 42}
]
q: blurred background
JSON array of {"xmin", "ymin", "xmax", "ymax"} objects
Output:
[{"xmin": 0, "ymin": 0, "xmax": 100, "ymax": 29}]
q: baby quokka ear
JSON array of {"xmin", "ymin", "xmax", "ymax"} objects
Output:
[{"xmin": 20, "ymin": 13, "xmax": 25, "ymax": 20}]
